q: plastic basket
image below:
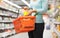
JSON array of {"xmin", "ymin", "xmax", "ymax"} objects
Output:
[{"xmin": 13, "ymin": 16, "xmax": 36, "ymax": 33}]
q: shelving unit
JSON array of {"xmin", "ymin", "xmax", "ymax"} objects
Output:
[
  {"xmin": 0, "ymin": 30, "xmax": 16, "ymax": 38},
  {"xmin": 52, "ymin": 21, "xmax": 60, "ymax": 38},
  {"xmin": 0, "ymin": 0, "xmax": 21, "ymax": 38},
  {"xmin": 54, "ymin": 27, "xmax": 60, "ymax": 36},
  {"xmin": 49, "ymin": 7, "xmax": 60, "ymax": 38}
]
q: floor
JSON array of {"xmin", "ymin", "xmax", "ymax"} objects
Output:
[
  {"xmin": 9, "ymin": 32, "xmax": 29, "ymax": 38},
  {"xmin": 8, "ymin": 30, "xmax": 52, "ymax": 38}
]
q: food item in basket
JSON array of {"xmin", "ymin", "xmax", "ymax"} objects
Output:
[{"xmin": 24, "ymin": 11, "xmax": 29, "ymax": 16}]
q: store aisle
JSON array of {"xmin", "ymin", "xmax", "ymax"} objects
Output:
[
  {"xmin": 8, "ymin": 15, "xmax": 53, "ymax": 38},
  {"xmin": 8, "ymin": 32, "xmax": 29, "ymax": 38},
  {"xmin": 8, "ymin": 30, "xmax": 52, "ymax": 38}
]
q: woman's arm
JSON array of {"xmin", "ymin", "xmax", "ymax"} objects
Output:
[
  {"xmin": 36, "ymin": 0, "xmax": 48, "ymax": 14},
  {"xmin": 27, "ymin": 10, "xmax": 37, "ymax": 16}
]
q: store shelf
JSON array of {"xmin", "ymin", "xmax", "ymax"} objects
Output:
[
  {"xmin": 0, "ymin": 28, "xmax": 5, "ymax": 30},
  {"xmin": 0, "ymin": 0, "xmax": 22, "ymax": 14},
  {"xmin": 0, "ymin": 32, "xmax": 10, "ymax": 37},
  {"xmin": 51, "ymin": 19, "xmax": 60, "ymax": 24},
  {"xmin": 0, "ymin": 21, "xmax": 12, "ymax": 23},
  {"xmin": 3, "ymin": 0, "xmax": 21, "ymax": 9},
  {"xmin": 54, "ymin": 22, "xmax": 60, "ymax": 24},
  {"xmin": 11, "ymin": 30, "xmax": 16, "ymax": 35},
  {"xmin": 0, "ymin": 26, "xmax": 14, "ymax": 30},
  {"xmin": 0, "ymin": 5, "xmax": 18, "ymax": 14},
  {"xmin": 4, "ymin": 26, "xmax": 14, "ymax": 29},
  {"xmin": 54, "ymin": 28, "xmax": 60, "ymax": 36},
  {"xmin": 0, "ymin": 13, "xmax": 9, "ymax": 16},
  {"xmin": 0, "ymin": 0, "xmax": 21, "ymax": 38},
  {"xmin": 0, "ymin": 22, "xmax": 12, "ymax": 24},
  {"xmin": 0, "ymin": 30, "xmax": 16, "ymax": 38},
  {"xmin": 0, "ymin": 13, "xmax": 11, "ymax": 17},
  {"xmin": 0, "ymin": 13, "xmax": 17, "ymax": 18}
]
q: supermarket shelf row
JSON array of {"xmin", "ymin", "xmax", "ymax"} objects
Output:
[
  {"xmin": 0, "ymin": 0, "xmax": 21, "ymax": 38},
  {"xmin": 0, "ymin": 13, "xmax": 17, "ymax": 18},
  {"xmin": 0, "ymin": 30, "xmax": 16, "ymax": 38},
  {"xmin": 0, "ymin": 26, "xmax": 14, "ymax": 30},
  {"xmin": 54, "ymin": 22, "xmax": 60, "ymax": 24},
  {"xmin": 0, "ymin": 5, "xmax": 19, "ymax": 14},
  {"xmin": 54, "ymin": 28, "xmax": 60, "ymax": 36}
]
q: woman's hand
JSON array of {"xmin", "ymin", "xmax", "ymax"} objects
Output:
[
  {"xmin": 27, "ymin": 10, "xmax": 37, "ymax": 16},
  {"xmin": 29, "ymin": 10, "xmax": 37, "ymax": 13},
  {"xmin": 32, "ymin": 10, "xmax": 37, "ymax": 12}
]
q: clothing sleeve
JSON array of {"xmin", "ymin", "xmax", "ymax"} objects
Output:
[{"xmin": 36, "ymin": 0, "xmax": 48, "ymax": 14}]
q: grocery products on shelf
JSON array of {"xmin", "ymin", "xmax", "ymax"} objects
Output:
[
  {"xmin": 0, "ymin": 0, "xmax": 19, "ymax": 13},
  {"xmin": 0, "ymin": 17, "xmax": 2, "ymax": 20},
  {"xmin": 0, "ymin": 23, "xmax": 14, "ymax": 29},
  {"xmin": 0, "ymin": 0, "xmax": 2, "ymax": 2},
  {"xmin": 0, "ymin": 0, "xmax": 20, "ymax": 38},
  {"xmin": 49, "ymin": 4, "xmax": 60, "ymax": 38},
  {"xmin": 52, "ymin": 32, "xmax": 58, "ymax": 38},
  {"xmin": 46, "ymin": 0, "xmax": 60, "ymax": 38},
  {"xmin": 57, "ymin": 25, "xmax": 60, "ymax": 32},
  {"xmin": 55, "ymin": 24, "xmax": 60, "ymax": 32},
  {"xmin": 54, "ymin": 8, "xmax": 60, "ymax": 22}
]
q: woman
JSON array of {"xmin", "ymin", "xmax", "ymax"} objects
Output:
[{"xmin": 28, "ymin": 0, "xmax": 48, "ymax": 38}]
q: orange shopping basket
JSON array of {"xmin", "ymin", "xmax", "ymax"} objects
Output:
[{"xmin": 13, "ymin": 16, "xmax": 36, "ymax": 33}]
